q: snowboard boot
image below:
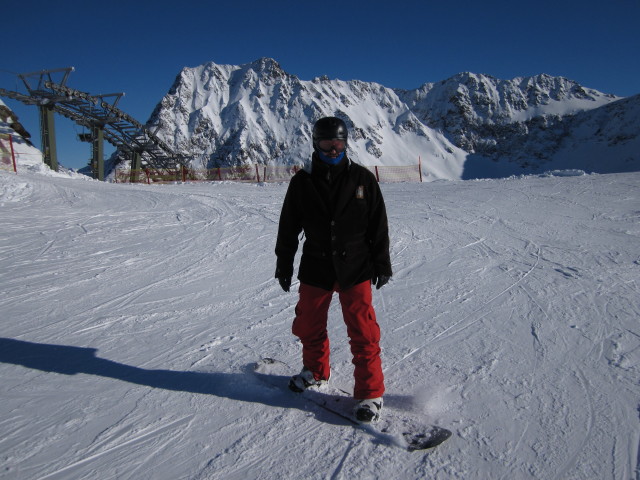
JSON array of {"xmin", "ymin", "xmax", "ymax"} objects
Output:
[
  {"xmin": 288, "ymin": 367, "xmax": 330, "ymax": 393},
  {"xmin": 353, "ymin": 397, "xmax": 383, "ymax": 423}
]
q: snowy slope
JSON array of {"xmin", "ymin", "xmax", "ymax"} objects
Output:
[{"xmin": 1, "ymin": 168, "xmax": 638, "ymax": 479}]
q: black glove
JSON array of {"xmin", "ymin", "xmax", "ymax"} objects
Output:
[
  {"xmin": 275, "ymin": 264, "xmax": 292, "ymax": 292},
  {"xmin": 373, "ymin": 275, "xmax": 390, "ymax": 290},
  {"xmin": 278, "ymin": 276, "xmax": 292, "ymax": 292}
]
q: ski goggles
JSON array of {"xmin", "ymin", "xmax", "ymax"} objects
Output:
[{"xmin": 317, "ymin": 139, "xmax": 347, "ymax": 153}]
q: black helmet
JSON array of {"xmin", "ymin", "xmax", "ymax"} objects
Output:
[{"xmin": 312, "ymin": 117, "xmax": 348, "ymax": 148}]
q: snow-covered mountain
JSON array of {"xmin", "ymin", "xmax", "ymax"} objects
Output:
[
  {"xmin": 146, "ymin": 58, "xmax": 639, "ymax": 179},
  {"xmin": 147, "ymin": 58, "xmax": 466, "ymax": 180},
  {"xmin": 397, "ymin": 73, "xmax": 634, "ymax": 175}
]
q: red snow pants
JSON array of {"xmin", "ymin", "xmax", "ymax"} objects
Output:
[{"xmin": 292, "ymin": 280, "xmax": 385, "ymax": 399}]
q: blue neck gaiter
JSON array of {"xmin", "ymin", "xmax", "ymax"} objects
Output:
[{"xmin": 317, "ymin": 150, "xmax": 345, "ymax": 165}]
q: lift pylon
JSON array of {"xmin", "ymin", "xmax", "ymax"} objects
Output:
[{"xmin": 0, "ymin": 68, "xmax": 188, "ymax": 180}]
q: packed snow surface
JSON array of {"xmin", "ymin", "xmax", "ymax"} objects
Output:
[{"xmin": 0, "ymin": 169, "xmax": 638, "ymax": 479}]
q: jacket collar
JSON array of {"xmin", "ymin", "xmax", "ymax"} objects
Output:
[{"xmin": 302, "ymin": 153, "xmax": 357, "ymax": 218}]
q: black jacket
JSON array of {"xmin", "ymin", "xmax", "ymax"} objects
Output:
[{"xmin": 275, "ymin": 153, "xmax": 392, "ymax": 291}]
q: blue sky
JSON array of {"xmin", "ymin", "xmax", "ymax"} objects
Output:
[{"xmin": 3, "ymin": 0, "xmax": 639, "ymax": 170}]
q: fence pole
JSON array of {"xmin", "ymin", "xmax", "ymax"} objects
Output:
[
  {"xmin": 8, "ymin": 135, "xmax": 17, "ymax": 173},
  {"xmin": 374, "ymin": 165, "xmax": 380, "ymax": 182},
  {"xmin": 418, "ymin": 156, "xmax": 423, "ymax": 182},
  {"xmin": 255, "ymin": 164, "xmax": 261, "ymax": 183}
]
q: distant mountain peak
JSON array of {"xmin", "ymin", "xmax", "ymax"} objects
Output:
[{"xmin": 141, "ymin": 58, "xmax": 637, "ymax": 180}]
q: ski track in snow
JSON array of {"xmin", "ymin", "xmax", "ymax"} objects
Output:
[{"xmin": 0, "ymin": 171, "xmax": 639, "ymax": 479}]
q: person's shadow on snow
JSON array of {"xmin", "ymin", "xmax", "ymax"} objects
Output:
[{"xmin": 0, "ymin": 337, "xmax": 349, "ymax": 426}]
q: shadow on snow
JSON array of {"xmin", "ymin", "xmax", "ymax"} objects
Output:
[{"xmin": 0, "ymin": 336, "xmax": 352, "ymax": 426}]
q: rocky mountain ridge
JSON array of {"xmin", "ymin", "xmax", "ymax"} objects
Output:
[{"xmin": 146, "ymin": 58, "xmax": 638, "ymax": 179}]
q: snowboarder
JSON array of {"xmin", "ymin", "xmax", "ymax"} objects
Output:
[{"xmin": 275, "ymin": 116, "xmax": 392, "ymax": 423}]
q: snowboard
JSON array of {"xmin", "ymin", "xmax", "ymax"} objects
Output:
[{"xmin": 254, "ymin": 358, "xmax": 452, "ymax": 451}]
